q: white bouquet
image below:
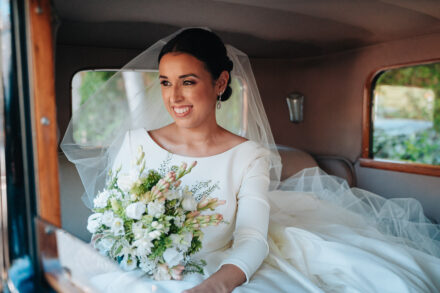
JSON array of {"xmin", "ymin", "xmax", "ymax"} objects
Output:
[{"xmin": 87, "ymin": 146, "xmax": 225, "ymax": 280}]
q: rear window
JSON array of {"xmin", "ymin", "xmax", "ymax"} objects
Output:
[{"xmin": 371, "ymin": 63, "xmax": 440, "ymax": 166}]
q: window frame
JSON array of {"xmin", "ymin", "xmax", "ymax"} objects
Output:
[
  {"xmin": 70, "ymin": 69, "xmax": 249, "ymax": 145},
  {"xmin": 361, "ymin": 59, "xmax": 440, "ymax": 177}
]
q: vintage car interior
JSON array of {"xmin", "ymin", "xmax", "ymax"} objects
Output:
[
  {"xmin": 53, "ymin": 0, "xmax": 440, "ymax": 240},
  {"xmin": 1, "ymin": 0, "xmax": 440, "ymax": 291}
]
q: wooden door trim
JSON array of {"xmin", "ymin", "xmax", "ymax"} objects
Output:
[{"xmin": 27, "ymin": 0, "xmax": 61, "ymax": 226}]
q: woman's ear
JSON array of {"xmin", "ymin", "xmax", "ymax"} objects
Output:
[{"xmin": 216, "ymin": 71, "xmax": 230, "ymax": 94}]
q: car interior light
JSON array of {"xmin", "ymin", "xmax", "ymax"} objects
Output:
[{"xmin": 286, "ymin": 92, "xmax": 304, "ymax": 123}]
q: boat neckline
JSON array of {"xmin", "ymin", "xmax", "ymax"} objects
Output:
[{"xmin": 142, "ymin": 129, "xmax": 252, "ymax": 159}]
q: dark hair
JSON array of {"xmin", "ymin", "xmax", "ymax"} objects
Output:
[{"xmin": 158, "ymin": 28, "xmax": 234, "ymax": 101}]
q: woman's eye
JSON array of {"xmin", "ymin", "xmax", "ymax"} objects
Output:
[
  {"xmin": 160, "ymin": 80, "xmax": 171, "ymax": 86},
  {"xmin": 183, "ymin": 80, "xmax": 196, "ymax": 86}
]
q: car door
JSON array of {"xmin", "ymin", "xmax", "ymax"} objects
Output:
[{"xmin": 0, "ymin": 0, "xmax": 70, "ymax": 291}]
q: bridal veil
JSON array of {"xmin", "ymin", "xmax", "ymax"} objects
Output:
[{"xmin": 61, "ymin": 28, "xmax": 439, "ymax": 262}]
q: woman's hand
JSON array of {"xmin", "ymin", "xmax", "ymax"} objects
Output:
[{"xmin": 182, "ymin": 264, "xmax": 246, "ymax": 293}]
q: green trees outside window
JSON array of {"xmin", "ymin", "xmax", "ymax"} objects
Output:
[{"xmin": 372, "ymin": 63, "xmax": 440, "ymax": 165}]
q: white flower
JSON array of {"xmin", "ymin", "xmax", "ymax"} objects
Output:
[
  {"xmin": 120, "ymin": 255, "xmax": 137, "ymax": 271},
  {"xmin": 151, "ymin": 221, "xmax": 164, "ymax": 230},
  {"xmin": 165, "ymin": 190, "xmax": 180, "ymax": 200},
  {"xmin": 139, "ymin": 258, "xmax": 156, "ymax": 274},
  {"xmin": 126, "ymin": 202, "xmax": 146, "ymax": 220},
  {"xmin": 95, "ymin": 237, "xmax": 115, "ymax": 255},
  {"xmin": 117, "ymin": 242, "xmax": 133, "ymax": 258},
  {"xmin": 93, "ymin": 190, "xmax": 111, "ymax": 208},
  {"xmin": 163, "ymin": 247, "xmax": 184, "ymax": 267},
  {"xmin": 148, "ymin": 230, "xmax": 162, "ymax": 240},
  {"xmin": 111, "ymin": 217, "xmax": 125, "ymax": 236},
  {"xmin": 110, "ymin": 189, "xmax": 123, "ymax": 200},
  {"xmin": 132, "ymin": 222, "xmax": 145, "ymax": 240},
  {"xmin": 101, "ymin": 210, "xmax": 115, "ymax": 227},
  {"xmin": 117, "ymin": 173, "xmax": 135, "ymax": 193},
  {"xmin": 87, "ymin": 213, "xmax": 102, "ymax": 233},
  {"xmin": 147, "ymin": 201, "xmax": 165, "ymax": 218},
  {"xmin": 133, "ymin": 237, "xmax": 154, "ymax": 256},
  {"xmin": 181, "ymin": 190, "xmax": 197, "ymax": 211},
  {"xmin": 170, "ymin": 232, "xmax": 193, "ymax": 252},
  {"xmin": 173, "ymin": 213, "xmax": 185, "ymax": 228},
  {"xmin": 153, "ymin": 264, "xmax": 171, "ymax": 281}
]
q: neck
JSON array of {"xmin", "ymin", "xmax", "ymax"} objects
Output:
[{"xmin": 174, "ymin": 116, "xmax": 222, "ymax": 146}]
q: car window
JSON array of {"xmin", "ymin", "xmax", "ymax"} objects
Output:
[
  {"xmin": 71, "ymin": 70, "xmax": 246, "ymax": 145},
  {"xmin": 371, "ymin": 63, "xmax": 440, "ymax": 166}
]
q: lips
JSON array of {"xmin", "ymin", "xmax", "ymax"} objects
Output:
[{"xmin": 172, "ymin": 106, "xmax": 193, "ymax": 117}]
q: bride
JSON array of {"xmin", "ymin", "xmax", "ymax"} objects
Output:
[{"xmin": 62, "ymin": 28, "xmax": 440, "ymax": 293}]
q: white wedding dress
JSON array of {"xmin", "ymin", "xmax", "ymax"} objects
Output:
[{"xmin": 72, "ymin": 128, "xmax": 440, "ymax": 293}]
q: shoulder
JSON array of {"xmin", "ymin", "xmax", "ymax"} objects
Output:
[
  {"xmin": 112, "ymin": 128, "xmax": 148, "ymax": 167},
  {"xmin": 149, "ymin": 124, "xmax": 173, "ymax": 139},
  {"xmin": 219, "ymin": 128, "xmax": 248, "ymax": 152},
  {"xmin": 236, "ymin": 140, "xmax": 270, "ymax": 158},
  {"xmin": 117, "ymin": 128, "xmax": 148, "ymax": 151},
  {"xmin": 148, "ymin": 124, "xmax": 179, "ymax": 150},
  {"xmin": 233, "ymin": 140, "xmax": 271, "ymax": 178},
  {"xmin": 223, "ymin": 130, "xmax": 247, "ymax": 144}
]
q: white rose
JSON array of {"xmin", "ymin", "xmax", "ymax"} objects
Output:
[
  {"xmin": 101, "ymin": 210, "xmax": 115, "ymax": 227},
  {"xmin": 111, "ymin": 217, "xmax": 125, "ymax": 236},
  {"xmin": 95, "ymin": 237, "xmax": 115, "ymax": 255},
  {"xmin": 87, "ymin": 213, "xmax": 102, "ymax": 233},
  {"xmin": 117, "ymin": 173, "xmax": 135, "ymax": 193},
  {"xmin": 163, "ymin": 247, "xmax": 184, "ymax": 267},
  {"xmin": 147, "ymin": 201, "xmax": 165, "ymax": 218},
  {"xmin": 126, "ymin": 202, "xmax": 146, "ymax": 220},
  {"xmin": 93, "ymin": 190, "xmax": 110, "ymax": 208},
  {"xmin": 181, "ymin": 191, "xmax": 197, "ymax": 212}
]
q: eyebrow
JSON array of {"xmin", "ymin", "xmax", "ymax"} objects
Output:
[{"xmin": 159, "ymin": 73, "xmax": 200, "ymax": 79}]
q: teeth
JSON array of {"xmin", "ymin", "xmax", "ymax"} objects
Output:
[{"xmin": 174, "ymin": 107, "xmax": 190, "ymax": 114}]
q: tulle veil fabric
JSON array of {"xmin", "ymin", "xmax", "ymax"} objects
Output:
[
  {"xmin": 61, "ymin": 28, "xmax": 282, "ymax": 208},
  {"xmin": 61, "ymin": 28, "xmax": 440, "ymax": 291}
]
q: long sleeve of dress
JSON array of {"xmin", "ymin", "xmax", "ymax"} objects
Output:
[{"xmin": 219, "ymin": 149, "xmax": 271, "ymax": 283}]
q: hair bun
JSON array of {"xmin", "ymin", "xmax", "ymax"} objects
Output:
[
  {"xmin": 220, "ymin": 57, "xmax": 233, "ymax": 101},
  {"xmin": 221, "ymin": 86, "xmax": 233, "ymax": 102},
  {"xmin": 224, "ymin": 58, "xmax": 233, "ymax": 72}
]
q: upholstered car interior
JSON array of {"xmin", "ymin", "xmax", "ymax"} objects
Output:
[{"xmin": 277, "ymin": 145, "xmax": 318, "ymax": 180}]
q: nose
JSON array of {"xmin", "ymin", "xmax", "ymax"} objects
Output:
[{"xmin": 170, "ymin": 84, "xmax": 184, "ymax": 104}]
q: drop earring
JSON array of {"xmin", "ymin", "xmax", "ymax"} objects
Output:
[{"xmin": 217, "ymin": 92, "xmax": 223, "ymax": 109}]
